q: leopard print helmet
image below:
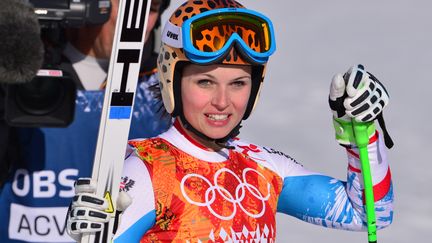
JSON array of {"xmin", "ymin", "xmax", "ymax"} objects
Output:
[{"xmin": 157, "ymin": 0, "xmax": 273, "ymax": 119}]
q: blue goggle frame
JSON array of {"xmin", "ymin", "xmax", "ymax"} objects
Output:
[{"xmin": 181, "ymin": 8, "xmax": 276, "ymax": 64}]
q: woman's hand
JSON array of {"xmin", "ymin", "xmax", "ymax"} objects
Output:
[
  {"xmin": 329, "ymin": 64, "xmax": 389, "ymax": 123},
  {"xmin": 66, "ymin": 178, "xmax": 131, "ymax": 242}
]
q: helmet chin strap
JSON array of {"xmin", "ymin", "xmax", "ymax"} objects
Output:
[{"xmin": 178, "ymin": 113, "xmax": 241, "ymax": 150}]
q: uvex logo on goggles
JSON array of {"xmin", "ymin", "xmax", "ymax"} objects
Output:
[{"xmin": 162, "ymin": 8, "xmax": 276, "ymax": 64}]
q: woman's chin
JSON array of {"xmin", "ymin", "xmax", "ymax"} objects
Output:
[{"xmin": 203, "ymin": 128, "xmax": 232, "ymax": 139}]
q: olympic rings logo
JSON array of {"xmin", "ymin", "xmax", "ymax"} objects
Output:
[{"xmin": 180, "ymin": 167, "xmax": 271, "ymax": 220}]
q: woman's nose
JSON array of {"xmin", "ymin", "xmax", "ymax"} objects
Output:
[{"xmin": 211, "ymin": 87, "xmax": 229, "ymax": 110}]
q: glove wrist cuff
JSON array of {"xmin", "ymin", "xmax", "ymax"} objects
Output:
[{"xmin": 333, "ymin": 117, "xmax": 376, "ymax": 146}]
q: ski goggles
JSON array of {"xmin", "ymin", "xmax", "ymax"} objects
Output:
[{"xmin": 181, "ymin": 8, "xmax": 276, "ymax": 64}]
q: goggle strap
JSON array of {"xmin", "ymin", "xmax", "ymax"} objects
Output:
[{"xmin": 161, "ymin": 21, "xmax": 183, "ymax": 48}]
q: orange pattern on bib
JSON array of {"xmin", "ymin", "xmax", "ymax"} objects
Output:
[{"xmin": 129, "ymin": 138, "xmax": 283, "ymax": 243}]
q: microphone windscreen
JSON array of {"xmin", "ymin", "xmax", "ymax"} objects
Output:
[{"xmin": 0, "ymin": 0, "xmax": 43, "ymax": 84}]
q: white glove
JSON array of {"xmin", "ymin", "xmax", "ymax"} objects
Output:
[
  {"xmin": 66, "ymin": 178, "xmax": 132, "ymax": 242},
  {"xmin": 329, "ymin": 64, "xmax": 389, "ymax": 122}
]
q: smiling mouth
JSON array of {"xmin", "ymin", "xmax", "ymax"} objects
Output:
[{"xmin": 206, "ymin": 114, "xmax": 230, "ymax": 121}]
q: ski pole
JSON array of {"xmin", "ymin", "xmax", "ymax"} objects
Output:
[{"xmin": 352, "ymin": 119, "xmax": 377, "ymax": 243}]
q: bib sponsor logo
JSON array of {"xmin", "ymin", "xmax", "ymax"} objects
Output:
[
  {"xmin": 263, "ymin": 146, "xmax": 302, "ymax": 166},
  {"xmin": 9, "ymin": 203, "xmax": 73, "ymax": 242},
  {"xmin": 12, "ymin": 168, "xmax": 78, "ymax": 198},
  {"xmin": 238, "ymin": 144, "xmax": 261, "ymax": 155},
  {"xmin": 237, "ymin": 144, "xmax": 266, "ymax": 162}
]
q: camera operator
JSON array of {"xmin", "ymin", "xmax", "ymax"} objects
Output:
[{"xmin": 0, "ymin": 0, "xmax": 171, "ymax": 242}]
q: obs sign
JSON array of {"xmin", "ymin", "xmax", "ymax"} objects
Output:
[{"xmin": 8, "ymin": 168, "xmax": 78, "ymax": 242}]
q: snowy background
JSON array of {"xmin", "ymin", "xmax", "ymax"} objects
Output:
[{"xmin": 162, "ymin": 0, "xmax": 431, "ymax": 242}]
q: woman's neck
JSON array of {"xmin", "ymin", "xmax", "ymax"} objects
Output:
[{"xmin": 174, "ymin": 118, "xmax": 224, "ymax": 152}]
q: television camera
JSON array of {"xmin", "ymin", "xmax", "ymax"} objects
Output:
[{"xmin": 1, "ymin": 0, "xmax": 111, "ymax": 127}]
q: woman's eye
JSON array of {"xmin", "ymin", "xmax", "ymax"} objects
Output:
[
  {"xmin": 197, "ymin": 79, "xmax": 212, "ymax": 87},
  {"xmin": 232, "ymin": 80, "xmax": 246, "ymax": 87}
]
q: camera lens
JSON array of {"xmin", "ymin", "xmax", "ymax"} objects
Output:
[{"xmin": 15, "ymin": 77, "xmax": 65, "ymax": 115}]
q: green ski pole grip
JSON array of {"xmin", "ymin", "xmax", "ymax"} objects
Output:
[{"xmin": 352, "ymin": 120, "xmax": 378, "ymax": 243}]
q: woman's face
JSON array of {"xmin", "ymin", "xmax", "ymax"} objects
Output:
[{"xmin": 181, "ymin": 64, "xmax": 252, "ymax": 140}]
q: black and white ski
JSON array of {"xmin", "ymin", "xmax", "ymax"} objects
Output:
[{"xmin": 81, "ymin": 0, "xmax": 151, "ymax": 242}]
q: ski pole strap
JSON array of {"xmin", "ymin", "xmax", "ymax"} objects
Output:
[
  {"xmin": 333, "ymin": 117, "xmax": 376, "ymax": 146},
  {"xmin": 352, "ymin": 120, "xmax": 378, "ymax": 243},
  {"xmin": 376, "ymin": 112, "xmax": 394, "ymax": 149}
]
